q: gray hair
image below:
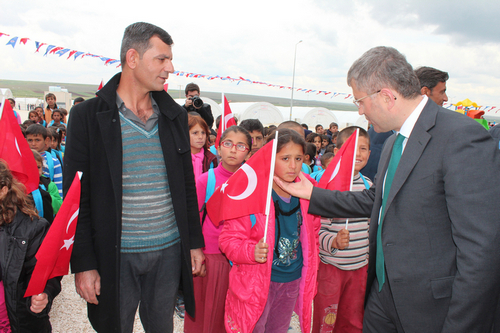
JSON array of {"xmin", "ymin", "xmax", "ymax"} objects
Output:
[
  {"xmin": 347, "ymin": 46, "xmax": 421, "ymax": 99},
  {"xmin": 120, "ymin": 22, "xmax": 173, "ymax": 64}
]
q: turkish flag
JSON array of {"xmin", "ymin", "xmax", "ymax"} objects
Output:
[
  {"xmin": 215, "ymin": 95, "xmax": 237, "ymax": 147},
  {"xmin": 0, "ymin": 100, "xmax": 39, "ymax": 193},
  {"xmin": 318, "ymin": 129, "xmax": 358, "ymax": 191},
  {"xmin": 207, "ymin": 140, "xmax": 274, "ymax": 226},
  {"xmin": 25, "ymin": 172, "xmax": 82, "ymax": 297}
]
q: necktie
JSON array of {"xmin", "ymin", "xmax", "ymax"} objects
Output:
[{"xmin": 376, "ymin": 133, "xmax": 405, "ymax": 291}]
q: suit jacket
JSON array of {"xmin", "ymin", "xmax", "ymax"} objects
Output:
[
  {"xmin": 63, "ymin": 73, "xmax": 204, "ymax": 332},
  {"xmin": 308, "ymin": 99, "xmax": 500, "ymax": 333}
]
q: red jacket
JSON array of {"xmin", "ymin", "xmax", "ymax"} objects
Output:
[{"xmin": 219, "ymin": 176, "xmax": 320, "ymax": 333}]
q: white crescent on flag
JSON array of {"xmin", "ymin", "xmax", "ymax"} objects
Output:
[
  {"xmin": 328, "ymin": 156, "xmax": 342, "ymax": 183},
  {"xmin": 15, "ymin": 137, "xmax": 21, "ymax": 156},
  {"xmin": 224, "ymin": 113, "xmax": 233, "ymax": 128},
  {"xmin": 66, "ymin": 208, "xmax": 80, "ymax": 233},
  {"xmin": 228, "ymin": 164, "xmax": 258, "ymax": 200}
]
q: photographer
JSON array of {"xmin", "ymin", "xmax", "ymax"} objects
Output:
[{"xmin": 183, "ymin": 83, "xmax": 214, "ymax": 128}]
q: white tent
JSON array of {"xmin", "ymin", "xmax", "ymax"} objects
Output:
[
  {"xmin": 301, "ymin": 108, "xmax": 339, "ymax": 130},
  {"xmin": 0, "ymin": 88, "xmax": 13, "ymax": 100},
  {"xmin": 238, "ymin": 102, "xmax": 284, "ymax": 126},
  {"xmin": 354, "ymin": 115, "xmax": 369, "ymax": 129}
]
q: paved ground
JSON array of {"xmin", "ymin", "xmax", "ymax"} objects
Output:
[{"xmin": 50, "ymin": 275, "xmax": 301, "ymax": 332}]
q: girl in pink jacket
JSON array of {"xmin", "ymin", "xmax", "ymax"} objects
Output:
[
  {"xmin": 219, "ymin": 129, "xmax": 320, "ymax": 333},
  {"xmin": 185, "ymin": 126, "xmax": 252, "ymax": 333}
]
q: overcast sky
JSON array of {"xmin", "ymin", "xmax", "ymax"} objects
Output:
[{"xmin": 1, "ymin": 0, "xmax": 499, "ymax": 107}]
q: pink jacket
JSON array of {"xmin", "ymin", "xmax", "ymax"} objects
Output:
[{"xmin": 219, "ymin": 177, "xmax": 320, "ymax": 333}]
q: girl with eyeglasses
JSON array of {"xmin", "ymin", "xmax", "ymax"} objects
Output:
[{"xmin": 184, "ymin": 125, "xmax": 251, "ymax": 333}]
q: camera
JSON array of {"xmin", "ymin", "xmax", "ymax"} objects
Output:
[{"xmin": 189, "ymin": 96, "xmax": 204, "ymax": 108}]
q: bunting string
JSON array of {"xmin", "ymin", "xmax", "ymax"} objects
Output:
[{"xmin": 1, "ymin": 32, "xmax": 497, "ymax": 113}]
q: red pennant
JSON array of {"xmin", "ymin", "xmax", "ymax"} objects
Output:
[
  {"xmin": 163, "ymin": 83, "xmax": 168, "ymax": 92},
  {"xmin": 215, "ymin": 95, "xmax": 237, "ymax": 147},
  {"xmin": 24, "ymin": 172, "xmax": 82, "ymax": 297},
  {"xmin": 207, "ymin": 141, "xmax": 274, "ymax": 226},
  {"xmin": 0, "ymin": 101, "xmax": 39, "ymax": 193},
  {"xmin": 97, "ymin": 79, "xmax": 103, "ymax": 91},
  {"xmin": 49, "ymin": 46, "xmax": 64, "ymax": 54},
  {"xmin": 318, "ymin": 129, "xmax": 358, "ymax": 191}
]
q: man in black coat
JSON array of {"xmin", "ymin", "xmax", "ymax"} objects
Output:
[
  {"xmin": 63, "ymin": 22, "xmax": 204, "ymax": 332},
  {"xmin": 183, "ymin": 82, "xmax": 214, "ymax": 129}
]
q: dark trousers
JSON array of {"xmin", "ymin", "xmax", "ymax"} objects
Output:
[
  {"xmin": 363, "ymin": 279, "xmax": 405, "ymax": 333},
  {"xmin": 119, "ymin": 242, "xmax": 181, "ymax": 333}
]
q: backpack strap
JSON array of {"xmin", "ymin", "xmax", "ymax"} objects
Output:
[
  {"xmin": 200, "ymin": 168, "xmax": 216, "ymax": 225},
  {"xmin": 32, "ymin": 189, "xmax": 44, "ymax": 217},
  {"xmin": 44, "ymin": 152, "xmax": 55, "ymax": 180},
  {"xmin": 358, "ymin": 172, "xmax": 371, "ymax": 190}
]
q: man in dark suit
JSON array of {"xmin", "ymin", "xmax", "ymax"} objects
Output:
[
  {"xmin": 64, "ymin": 22, "xmax": 204, "ymax": 332},
  {"xmin": 275, "ymin": 46, "xmax": 500, "ymax": 333}
]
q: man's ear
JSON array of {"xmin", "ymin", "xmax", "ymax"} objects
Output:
[
  {"xmin": 125, "ymin": 49, "xmax": 139, "ymax": 69},
  {"xmin": 421, "ymin": 86, "xmax": 431, "ymax": 97},
  {"xmin": 334, "ymin": 147, "xmax": 339, "ymax": 155}
]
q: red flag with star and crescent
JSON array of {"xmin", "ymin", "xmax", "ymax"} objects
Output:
[
  {"xmin": 25, "ymin": 172, "xmax": 82, "ymax": 297},
  {"xmin": 318, "ymin": 128, "xmax": 358, "ymax": 191},
  {"xmin": 0, "ymin": 100, "xmax": 39, "ymax": 193},
  {"xmin": 214, "ymin": 95, "xmax": 237, "ymax": 147},
  {"xmin": 207, "ymin": 140, "xmax": 275, "ymax": 226}
]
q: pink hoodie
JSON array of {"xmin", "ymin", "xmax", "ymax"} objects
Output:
[{"xmin": 219, "ymin": 175, "xmax": 320, "ymax": 333}]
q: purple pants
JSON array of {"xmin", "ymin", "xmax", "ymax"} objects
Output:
[{"xmin": 253, "ymin": 279, "xmax": 301, "ymax": 333}]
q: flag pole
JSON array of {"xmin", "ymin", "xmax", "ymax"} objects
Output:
[
  {"xmin": 345, "ymin": 128, "xmax": 359, "ymax": 230},
  {"xmin": 0, "ymin": 98, "xmax": 5, "ymax": 120},
  {"xmin": 263, "ymin": 131, "xmax": 279, "ymax": 243}
]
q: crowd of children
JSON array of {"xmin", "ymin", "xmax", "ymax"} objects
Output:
[
  {"xmin": 181, "ymin": 115, "xmax": 372, "ymax": 333},
  {"xmin": 4, "ymin": 90, "xmax": 376, "ymax": 332}
]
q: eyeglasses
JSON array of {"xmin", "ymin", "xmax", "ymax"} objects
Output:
[
  {"xmin": 353, "ymin": 90, "xmax": 381, "ymax": 108},
  {"xmin": 221, "ymin": 140, "xmax": 249, "ymax": 152}
]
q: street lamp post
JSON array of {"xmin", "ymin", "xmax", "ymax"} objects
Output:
[{"xmin": 289, "ymin": 40, "xmax": 302, "ymax": 120}]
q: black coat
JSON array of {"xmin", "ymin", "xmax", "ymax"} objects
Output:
[
  {"xmin": 0, "ymin": 210, "xmax": 61, "ymax": 332},
  {"xmin": 63, "ymin": 73, "xmax": 204, "ymax": 332}
]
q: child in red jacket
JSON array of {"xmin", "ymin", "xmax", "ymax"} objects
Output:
[{"xmin": 219, "ymin": 129, "xmax": 320, "ymax": 333}]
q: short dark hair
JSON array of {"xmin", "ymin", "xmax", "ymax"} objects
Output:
[
  {"xmin": 278, "ymin": 121, "xmax": 305, "ymax": 138},
  {"xmin": 305, "ymin": 132, "xmax": 320, "ymax": 143},
  {"xmin": 337, "ymin": 126, "xmax": 370, "ymax": 149},
  {"xmin": 74, "ymin": 97, "xmax": 85, "ymax": 104},
  {"xmin": 185, "ymin": 82, "xmax": 200, "ymax": 95},
  {"xmin": 304, "ymin": 142, "xmax": 317, "ymax": 159},
  {"xmin": 45, "ymin": 93, "xmax": 56, "ymax": 101},
  {"xmin": 239, "ymin": 119, "xmax": 264, "ymax": 135},
  {"xmin": 120, "ymin": 22, "xmax": 173, "ymax": 64},
  {"xmin": 321, "ymin": 152, "xmax": 335, "ymax": 166},
  {"xmin": 315, "ymin": 124, "xmax": 323, "ymax": 131},
  {"xmin": 26, "ymin": 124, "xmax": 48, "ymax": 139},
  {"xmin": 329, "ymin": 122, "xmax": 338, "ymax": 128},
  {"xmin": 414, "ymin": 66, "xmax": 449, "ymax": 90},
  {"xmin": 301, "ymin": 123, "xmax": 309, "ymax": 130},
  {"xmin": 52, "ymin": 109, "xmax": 62, "ymax": 118}
]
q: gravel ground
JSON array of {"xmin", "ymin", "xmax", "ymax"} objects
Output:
[{"xmin": 50, "ymin": 275, "xmax": 301, "ymax": 332}]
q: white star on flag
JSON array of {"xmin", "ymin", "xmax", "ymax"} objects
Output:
[{"xmin": 60, "ymin": 236, "xmax": 74, "ymax": 251}]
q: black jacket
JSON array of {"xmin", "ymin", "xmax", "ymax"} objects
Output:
[
  {"xmin": 183, "ymin": 103, "xmax": 214, "ymax": 129},
  {"xmin": 0, "ymin": 210, "xmax": 61, "ymax": 332},
  {"xmin": 64, "ymin": 73, "xmax": 205, "ymax": 332}
]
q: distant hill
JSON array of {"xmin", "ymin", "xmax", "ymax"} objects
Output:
[{"xmin": 0, "ymin": 79, "xmax": 357, "ymax": 111}]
